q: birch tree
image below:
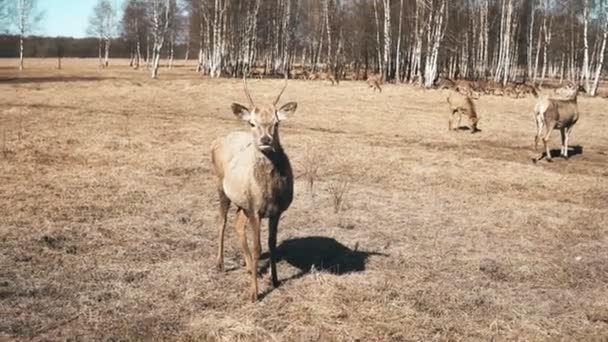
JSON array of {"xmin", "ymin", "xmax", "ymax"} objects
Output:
[
  {"xmin": 582, "ymin": 0, "xmax": 591, "ymax": 90},
  {"xmin": 12, "ymin": 0, "xmax": 43, "ymax": 70},
  {"xmin": 122, "ymin": 0, "xmax": 148, "ymax": 69},
  {"xmin": 382, "ymin": 0, "xmax": 392, "ymax": 81},
  {"xmin": 395, "ymin": 0, "xmax": 404, "ymax": 82},
  {"xmin": 88, "ymin": 0, "xmax": 116, "ymax": 68},
  {"xmin": 373, "ymin": 0, "xmax": 382, "ymax": 74},
  {"xmin": 148, "ymin": 0, "xmax": 175, "ymax": 78},
  {"xmin": 423, "ymin": 0, "xmax": 448, "ymax": 88},
  {"xmin": 591, "ymin": 1, "xmax": 608, "ymax": 96}
]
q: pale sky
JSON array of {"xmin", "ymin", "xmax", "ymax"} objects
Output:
[{"xmin": 39, "ymin": 0, "xmax": 125, "ymax": 38}]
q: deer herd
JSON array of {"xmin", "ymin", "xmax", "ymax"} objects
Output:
[{"xmin": 211, "ymin": 73, "xmax": 585, "ymax": 302}]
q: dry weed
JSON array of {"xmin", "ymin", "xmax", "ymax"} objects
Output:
[{"xmin": 0, "ymin": 58, "xmax": 607, "ymax": 341}]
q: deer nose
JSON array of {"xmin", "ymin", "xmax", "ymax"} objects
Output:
[{"xmin": 260, "ymin": 136, "xmax": 272, "ymax": 145}]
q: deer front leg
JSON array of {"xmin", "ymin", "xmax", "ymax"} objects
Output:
[
  {"xmin": 247, "ymin": 214, "xmax": 262, "ymax": 302},
  {"xmin": 234, "ymin": 209, "xmax": 254, "ymax": 283},
  {"xmin": 268, "ymin": 215, "xmax": 280, "ymax": 288},
  {"xmin": 215, "ymin": 189, "xmax": 231, "ymax": 272}
]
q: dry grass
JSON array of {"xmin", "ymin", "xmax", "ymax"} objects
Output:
[{"xmin": 1, "ymin": 58, "xmax": 608, "ymax": 341}]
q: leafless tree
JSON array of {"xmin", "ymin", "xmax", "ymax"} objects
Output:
[
  {"xmin": 12, "ymin": 0, "xmax": 44, "ymax": 70},
  {"xmin": 147, "ymin": 0, "xmax": 176, "ymax": 78},
  {"xmin": 122, "ymin": 0, "xmax": 148, "ymax": 69},
  {"xmin": 88, "ymin": 0, "xmax": 116, "ymax": 68},
  {"xmin": 112, "ymin": 0, "xmax": 608, "ymax": 96}
]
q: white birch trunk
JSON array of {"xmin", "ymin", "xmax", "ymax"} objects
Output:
[
  {"xmin": 383, "ymin": 0, "xmax": 391, "ymax": 81},
  {"xmin": 591, "ymin": 11, "xmax": 608, "ymax": 96},
  {"xmin": 395, "ymin": 0, "xmax": 404, "ymax": 82},
  {"xmin": 582, "ymin": 0, "xmax": 590, "ymax": 90}
]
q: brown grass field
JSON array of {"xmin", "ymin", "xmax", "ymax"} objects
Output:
[{"xmin": 1, "ymin": 58, "xmax": 608, "ymax": 341}]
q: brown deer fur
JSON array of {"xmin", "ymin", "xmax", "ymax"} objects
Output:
[
  {"xmin": 211, "ymin": 76, "xmax": 298, "ymax": 302},
  {"xmin": 447, "ymin": 91, "xmax": 480, "ymax": 133},
  {"xmin": 533, "ymin": 83, "xmax": 582, "ymax": 162}
]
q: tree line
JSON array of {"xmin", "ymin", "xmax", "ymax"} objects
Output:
[{"xmin": 1, "ymin": 0, "xmax": 607, "ymax": 95}]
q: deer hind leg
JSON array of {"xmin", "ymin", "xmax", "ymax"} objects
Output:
[
  {"xmin": 457, "ymin": 110, "xmax": 463, "ymax": 130},
  {"xmin": 534, "ymin": 114, "xmax": 544, "ymax": 151},
  {"xmin": 542, "ymin": 123, "xmax": 556, "ymax": 162},
  {"xmin": 215, "ymin": 188, "xmax": 231, "ymax": 271},
  {"xmin": 449, "ymin": 110, "xmax": 457, "ymax": 131},
  {"xmin": 564, "ymin": 126, "xmax": 573, "ymax": 159},
  {"xmin": 559, "ymin": 127, "xmax": 566, "ymax": 157}
]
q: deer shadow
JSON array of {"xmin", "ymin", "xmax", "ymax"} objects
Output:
[
  {"xmin": 534, "ymin": 145, "xmax": 583, "ymax": 162},
  {"xmin": 258, "ymin": 236, "xmax": 386, "ymax": 298},
  {"xmin": 456, "ymin": 126, "xmax": 482, "ymax": 133}
]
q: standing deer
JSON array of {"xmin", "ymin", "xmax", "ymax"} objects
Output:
[
  {"xmin": 447, "ymin": 91, "xmax": 480, "ymax": 133},
  {"xmin": 533, "ymin": 82, "xmax": 583, "ymax": 162},
  {"xmin": 211, "ymin": 76, "xmax": 298, "ymax": 302},
  {"xmin": 366, "ymin": 74, "xmax": 382, "ymax": 92}
]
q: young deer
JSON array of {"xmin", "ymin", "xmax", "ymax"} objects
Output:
[{"xmin": 211, "ymin": 76, "xmax": 297, "ymax": 302}]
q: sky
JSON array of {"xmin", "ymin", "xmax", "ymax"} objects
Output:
[{"xmin": 40, "ymin": 0, "xmax": 125, "ymax": 38}]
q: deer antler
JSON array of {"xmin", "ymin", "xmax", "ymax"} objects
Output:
[
  {"xmin": 243, "ymin": 75, "xmax": 255, "ymax": 109},
  {"xmin": 273, "ymin": 73, "xmax": 289, "ymax": 106}
]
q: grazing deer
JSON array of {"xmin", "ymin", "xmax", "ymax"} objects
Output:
[
  {"xmin": 367, "ymin": 74, "xmax": 382, "ymax": 92},
  {"xmin": 211, "ymin": 76, "xmax": 298, "ymax": 302},
  {"xmin": 447, "ymin": 91, "xmax": 480, "ymax": 133},
  {"xmin": 310, "ymin": 72, "xmax": 338, "ymax": 85},
  {"xmin": 533, "ymin": 82, "xmax": 583, "ymax": 162}
]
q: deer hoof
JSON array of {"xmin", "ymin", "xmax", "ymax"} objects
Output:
[{"xmin": 216, "ymin": 261, "xmax": 224, "ymax": 272}]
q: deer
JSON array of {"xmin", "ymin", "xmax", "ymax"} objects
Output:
[
  {"xmin": 447, "ymin": 90, "xmax": 480, "ymax": 133},
  {"xmin": 211, "ymin": 75, "xmax": 298, "ymax": 302},
  {"xmin": 533, "ymin": 82, "xmax": 583, "ymax": 162},
  {"xmin": 366, "ymin": 74, "xmax": 382, "ymax": 92}
]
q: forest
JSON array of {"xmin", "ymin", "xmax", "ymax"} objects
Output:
[{"xmin": 2, "ymin": 0, "xmax": 608, "ymax": 93}]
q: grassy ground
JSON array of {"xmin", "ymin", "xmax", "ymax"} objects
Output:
[{"xmin": 1, "ymin": 58, "xmax": 608, "ymax": 341}]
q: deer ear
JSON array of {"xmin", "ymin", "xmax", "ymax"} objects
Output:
[
  {"xmin": 277, "ymin": 102, "xmax": 297, "ymax": 121},
  {"xmin": 231, "ymin": 103, "xmax": 251, "ymax": 121}
]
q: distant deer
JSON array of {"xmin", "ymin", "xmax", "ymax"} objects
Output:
[
  {"xmin": 211, "ymin": 76, "xmax": 297, "ymax": 302},
  {"xmin": 367, "ymin": 74, "xmax": 382, "ymax": 92},
  {"xmin": 447, "ymin": 91, "xmax": 480, "ymax": 133},
  {"xmin": 533, "ymin": 82, "xmax": 583, "ymax": 162}
]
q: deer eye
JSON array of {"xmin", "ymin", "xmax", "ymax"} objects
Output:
[{"xmin": 249, "ymin": 122, "xmax": 255, "ymax": 128}]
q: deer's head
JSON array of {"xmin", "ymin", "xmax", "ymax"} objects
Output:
[{"xmin": 231, "ymin": 76, "xmax": 297, "ymax": 153}]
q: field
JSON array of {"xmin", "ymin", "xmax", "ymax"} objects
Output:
[{"xmin": 1, "ymin": 58, "xmax": 608, "ymax": 341}]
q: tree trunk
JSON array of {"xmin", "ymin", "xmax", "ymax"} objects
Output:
[
  {"xmin": 582, "ymin": 0, "xmax": 590, "ymax": 90},
  {"xmin": 325, "ymin": 0, "xmax": 332, "ymax": 66},
  {"xmin": 19, "ymin": 35, "xmax": 24, "ymax": 70},
  {"xmin": 104, "ymin": 38, "xmax": 110, "ymax": 67},
  {"xmin": 373, "ymin": 0, "xmax": 382, "ymax": 74},
  {"xmin": 527, "ymin": 1, "xmax": 536, "ymax": 80},
  {"xmin": 591, "ymin": 15, "xmax": 608, "ymax": 96},
  {"xmin": 98, "ymin": 37, "xmax": 103, "ymax": 68},
  {"xmin": 395, "ymin": 0, "xmax": 404, "ymax": 82},
  {"xmin": 382, "ymin": 0, "xmax": 392, "ymax": 81},
  {"xmin": 533, "ymin": 16, "xmax": 543, "ymax": 85}
]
